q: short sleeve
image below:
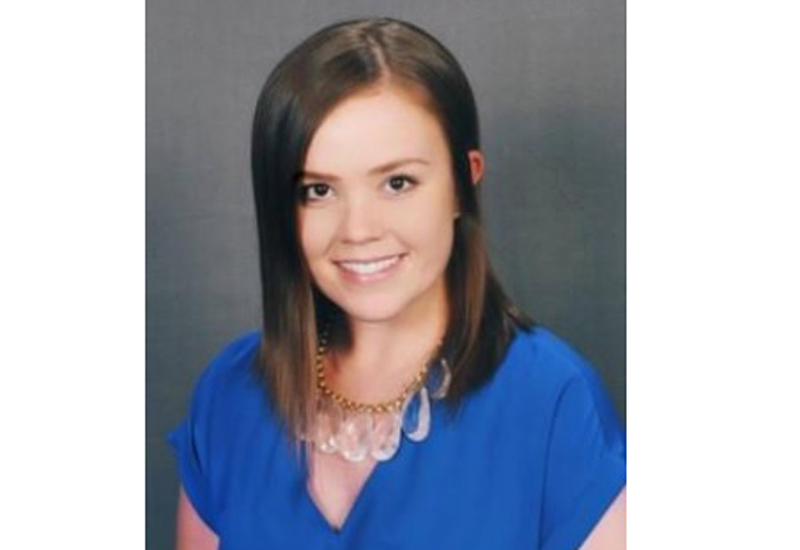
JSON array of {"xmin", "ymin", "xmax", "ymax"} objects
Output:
[
  {"xmin": 167, "ymin": 365, "xmax": 219, "ymax": 533},
  {"xmin": 539, "ymin": 372, "xmax": 626, "ymax": 550}
]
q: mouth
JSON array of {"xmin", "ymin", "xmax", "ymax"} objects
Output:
[{"xmin": 334, "ymin": 254, "xmax": 406, "ymax": 282}]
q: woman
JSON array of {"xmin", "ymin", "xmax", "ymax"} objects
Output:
[{"xmin": 169, "ymin": 17, "xmax": 626, "ymax": 550}]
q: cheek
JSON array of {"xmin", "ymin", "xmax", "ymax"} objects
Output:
[
  {"xmin": 421, "ymin": 182, "xmax": 458, "ymax": 231},
  {"xmin": 400, "ymin": 202, "xmax": 455, "ymax": 259},
  {"xmin": 298, "ymin": 214, "xmax": 329, "ymax": 262}
]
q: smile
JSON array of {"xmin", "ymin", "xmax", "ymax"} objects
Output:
[{"xmin": 335, "ymin": 254, "xmax": 405, "ymax": 281}]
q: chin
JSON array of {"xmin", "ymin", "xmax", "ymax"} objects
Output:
[
  {"xmin": 321, "ymin": 291, "xmax": 410, "ymax": 324},
  {"xmin": 336, "ymin": 301, "xmax": 407, "ymax": 324}
]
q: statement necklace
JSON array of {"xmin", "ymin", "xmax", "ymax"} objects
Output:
[{"xmin": 303, "ymin": 324, "xmax": 452, "ymax": 463}]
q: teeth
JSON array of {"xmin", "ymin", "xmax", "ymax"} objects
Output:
[{"xmin": 339, "ymin": 255, "xmax": 401, "ymax": 275}]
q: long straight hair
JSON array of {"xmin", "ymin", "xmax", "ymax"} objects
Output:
[{"xmin": 250, "ymin": 18, "xmax": 533, "ymax": 439}]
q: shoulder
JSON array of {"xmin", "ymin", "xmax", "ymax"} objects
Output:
[
  {"xmin": 189, "ymin": 330, "xmax": 264, "ymax": 415},
  {"xmin": 181, "ymin": 329, "xmax": 284, "ymax": 457},
  {"xmin": 498, "ymin": 324, "xmax": 601, "ymax": 395},
  {"xmin": 489, "ymin": 325, "xmax": 622, "ymax": 436},
  {"xmin": 199, "ymin": 330, "xmax": 262, "ymax": 383}
]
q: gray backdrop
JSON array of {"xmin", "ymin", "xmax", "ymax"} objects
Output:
[{"xmin": 146, "ymin": 0, "xmax": 624, "ymax": 548}]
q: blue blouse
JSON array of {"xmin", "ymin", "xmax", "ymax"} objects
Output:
[{"xmin": 168, "ymin": 326, "xmax": 626, "ymax": 550}]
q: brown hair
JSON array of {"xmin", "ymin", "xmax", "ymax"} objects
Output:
[{"xmin": 250, "ymin": 17, "xmax": 533, "ymax": 439}]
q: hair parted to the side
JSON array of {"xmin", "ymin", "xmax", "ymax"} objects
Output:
[{"xmin": 250, "ymin": 17, "xmax": 534, "ymax": 441}]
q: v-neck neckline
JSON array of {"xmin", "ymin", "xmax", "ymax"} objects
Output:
[{"xmin": 299, "ymin": 444, "xmax": 392, "ymax": 536}]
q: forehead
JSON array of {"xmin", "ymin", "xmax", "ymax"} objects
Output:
[{"xmin": 303, "ymin": 83, "xmax": 449, "ymax": 175}]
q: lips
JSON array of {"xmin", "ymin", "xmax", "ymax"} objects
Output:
[{"xmin": 335, "ymin": 254, "xmax": 405, "ymax": 280}]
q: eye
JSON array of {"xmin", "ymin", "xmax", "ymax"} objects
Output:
[
  {"xmin": 386, "ymin": 175, "xmax": 417, "ymax": 194},
  {"xmin": 299, "ymin": 183, "xmax": 333, "ymax": 202}
]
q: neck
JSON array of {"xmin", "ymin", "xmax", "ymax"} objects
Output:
[{"xmin": 324, "ymin": 281, "xmax": 448, "ymax": 403}]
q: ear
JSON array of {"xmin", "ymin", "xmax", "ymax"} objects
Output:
[
  {"xmin": 455, "ymin": 150, "xmax": 486, "ymax": 220},
  {"xmin": 467, "ymin": 150, "xmax": 485, "ymax": 186}
]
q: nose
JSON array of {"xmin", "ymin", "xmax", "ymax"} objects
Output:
[{"xmin": 339, "ymin": 194, "xmax": 383, "ymax": 244}]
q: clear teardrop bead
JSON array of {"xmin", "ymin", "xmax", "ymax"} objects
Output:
[
  {"xmin": 370, "ymin": 412, "xmax": 402, "ymax": 461},
  {"xmin": 335, "ymin": 411, "xmax": 372, "ymax": 462},
  {"xmin": 314, "ymin": 395, "xmax": 342, "ymax": 454},
  {"xmin": 402, "ymin": 386, "xmax": 431, "ymax": 442},
  {"xmin": 426, "ymin": 357, "xmax": 452, "ymax": 400}
]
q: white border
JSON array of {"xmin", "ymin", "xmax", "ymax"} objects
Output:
[
  {"xmin": 1, "ymin": 1, "xmax": 144, "ymax": 548},
  {"xmin": 2, "ymin": 0, "xmax": 799, "ymax": 547},
  {"xmin": 629, "ymin": 0, "xmax": 800, "ymax": 547}
]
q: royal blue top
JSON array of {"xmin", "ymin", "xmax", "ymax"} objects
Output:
[{"xmin": 168, "ymin": 326, "xmax": 626, "ymax": 550}]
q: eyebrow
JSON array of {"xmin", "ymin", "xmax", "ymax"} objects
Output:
[{"xmin": 298, "ymin": 158, "xmax": 430, "ymax": 182}]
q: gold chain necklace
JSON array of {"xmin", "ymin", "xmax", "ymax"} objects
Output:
[
  {"xmin": 305, "ymin": 322, "xmax": 453, "ymax": 462},
  {"xmin": 314, "ymin": 325, "xmax": 441, "ymax": 414}
]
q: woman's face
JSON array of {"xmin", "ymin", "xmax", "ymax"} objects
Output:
[{"xmin": 297, "ymin": 84, "xmax": 458, "ymax": 326}]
